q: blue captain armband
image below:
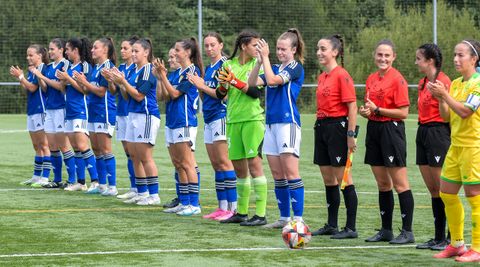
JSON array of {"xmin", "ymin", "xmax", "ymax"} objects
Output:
[{"xmin": 465, "ymin": 91, "xmax": 480, "ymax": 111}]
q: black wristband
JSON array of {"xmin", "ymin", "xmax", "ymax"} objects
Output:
[
  {"xmin": 245, "ymin": 86, "xmax": 261, "ymax": 98},
  {"xmin": 215, "ymin": 88, "xmax": 227, "ymax": 99},
  {"xmin": 374, "ymin": 107, "xmax": 380, "ymax": 115}
]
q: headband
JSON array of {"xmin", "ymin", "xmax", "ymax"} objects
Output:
[{"xmin": 463, "ymin": 40, "xmax": 479, "ymax": 58}]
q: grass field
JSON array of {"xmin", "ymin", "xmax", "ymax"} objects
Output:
[{"xmin": 0, "ymin": 114, "xmax": 475, "ymax": 266}]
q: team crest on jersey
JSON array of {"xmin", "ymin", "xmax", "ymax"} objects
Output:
[
  {"xmin": 322, "ymin": 86, "xmax": 330, "ymax": 96},
  {"xmin": 179, "ymin": 75, "xmax": 184, "ymax": 82}
]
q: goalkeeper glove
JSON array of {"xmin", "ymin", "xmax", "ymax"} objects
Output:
[{"xmin": 217, "ymin": 67, "xmax": 246, "ymax": 90}]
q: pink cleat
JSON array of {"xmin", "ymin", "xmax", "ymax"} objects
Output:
[
  {"xmin": 434, "ymin": 244, "xmax": 467, "ymax": 259},
  {"xmin": 455, "ymin": 249, "xmax": 480, "ymax": 262},
  {"xmin": 214, "ymin": 210, "xmax": 234, "ymax": 221},
  {"xmin": 203, "ymin": 208, "xmax": 226, "ymax": 220}
]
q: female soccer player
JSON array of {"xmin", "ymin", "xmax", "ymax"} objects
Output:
[
  {"xmin": 115, "ymin": 36, "xmax": 139, "ymax": 200},
  {"xmin": 154, "ymin": 38, "xmax": 202, "ymax": 215},
  {"xmin": 75, "ymin": 37, "xmax": 117, "ymax": 196},
  {"xmin": 111, "ymin": 38, "xmax": 161, "ymax": 205},
  {"xmin": 246, "ymin": 29, "xmax": 305, "ymax": 229},
  {"xmin": 310, "ymin": 34, "xmax": 358, "ymax": 239},
  {"xmin": 188, "ymin": 32, "xmax": 237, "ymax": 221},
  {"xmin": 414, "ymin": 44, "xmax": 451, "ymax": 250},
  {"xmin": 215, "ymin": 30, "xmax": 268, "ymax": 226},
  {"xmin": 30, "ymin": 38, "xmax": 75, "ymax": 189},
  {"xmin": 430, "ymin": 39, "xmax": 480, "ymax": 262},
  {"xmin": 10, "ymin": 45, "xmax": 50, "ymax": 186},
  {"xmin": 359, "ymin": 39, "xmax": 414, "ymax": 244}
]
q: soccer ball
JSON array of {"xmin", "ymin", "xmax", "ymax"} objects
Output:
[{"xmin": 282, "ymin": 220, "xmax": 312, "ymax": 249}]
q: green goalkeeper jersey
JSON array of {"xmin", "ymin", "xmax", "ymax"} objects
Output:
[{"xmin": 222, "ymin": 57, "xmax": 264, "ymax": 124}]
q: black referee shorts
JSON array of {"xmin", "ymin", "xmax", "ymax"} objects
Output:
[
  {"xmin": 364, "ymin": 120, "xmax": 406, "ymax": 167},
  {"xmin": 313, "ymin": 117, "xmax": 348, "ymax": 167},
  {"xmin": 416, "ymin": 122, "xmax": 450, "ymax": 167}
]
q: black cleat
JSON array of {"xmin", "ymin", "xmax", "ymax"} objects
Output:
[
  {"xmin": 162, "ymin": 197, "xmax": 180, "ymax": 209},
  {"xmin": 42, "ymin": 181, "xmax": 66, "ymax": 189},
  {"xmin": 220, "ymin": 213, "xmax": 248, "ymax": 224},
  {"xmin": 312, "ymin": 224, "xmax": 339, "ymax": 236},
  {"xmin": 365, "ymin": 228, "xmax": 394, "ymax": 242},
  {"xmin": 389, "ymin": 229, "xmax": 415, "ymax": 244},
  {"xmin": 416, "ymin": 238, "xmax": 439, "ymax": 249},
  {"xmin": 430, "ymin": 239, "xmax": 449, "ymax": 251},
  {"xmin": 330, "ymin": 227, "xmax": 358, "ymax": 239},
  {"xmin": 240, "ymin": 215, "xmax": 267, "ymax": 226}
]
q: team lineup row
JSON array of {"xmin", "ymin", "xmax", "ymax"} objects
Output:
[{"xmin": 9, "ymin": 29, "xmax": 480, "ymax": 262}]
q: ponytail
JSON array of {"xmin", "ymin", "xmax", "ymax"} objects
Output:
[
  {"xmin": 179, "ymin": 37, "xmax": 204, "ymax": 77},
  {"xmin": 98, "ymin": 37, "xmax": 117, "ymax": 65},
  {"xmin": 417, "ymin": 43, "xmax": 443, "ymax": 85},
  {"xmin": 279, "ymin": 28, "xmax": 305, "ymax": 64},
  {"xmin": 462, "ymin": 39, "xmax": 480, "ymax": 68},
  {"xmin": 28, "ymin": 44, "xmax": 49, "ymax": 64},
  {"xmin": 135, "ymin": 38, "xmax": 154, "ymax": 62},
  {"xmin": 230, "ymin": 29, "xmax": 261, "ymax": 60},
  {"xmin": 68, "ymin": 37, "xmax": 93, "ymax": 65},
  {"xmin": 127, "ymin": 35, "xmax": 140, "ymax": 46},
  {"xmin": 50, "ymin": 38, "xmax": 66, "ymax": 58},
  {"xmin": 322, "ymin": 34, "xmax": 344, "ymax": 66}
]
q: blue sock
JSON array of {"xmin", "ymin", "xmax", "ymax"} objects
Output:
[
  {"xmin": 275, "ymin": 179, "xmax": 291, "ymax": 218},
  {"xmin": 215, "ymin": 171, "xmax": 227, "ymax": 202},
  {"xmin": 189, "ymin": 183, "xmax": 200, "ymax": 207},
  {"xmin": 126, "ymin": 154, "xmax": 136, "ymax": 189},
  {"xmin": 136, "ymin": 177, "xmax": 148, "ymax": 194},
  {"xmin": 82, "ymin": 149, "xmax": 98, "ymax": 182},
  {"xmin": 33, "ymin": 156, "xmax": 43, "ymax": 176},
  {"xmin": 63, "ymin": 150, "xmax": 76, "ymax": 184},
  {"xmin": 223, "ymin": 170, "xmax": 237, "ymax": 203},
  {"xmin": 51, "ymin": 151, "xmax": 62, "ymax": 183},
  {"xmin": 196, "ymin": 166, "xmax": 201, "ymax": 188},
  {"xmin": 41, "ymin": 156, "xmax": 51, "ymax": 179},
  {"xmin": 288, "ymin": 178, "xmax": 305, "ymax": 217},
  {"xmin": 96, "ymin": 155, "xmax": 106, "ymax": 185},
  {"xmin": 147, "ymin": 176, "xmax": 159, "ymax": 195},
  {"xmin": 174, "ymin": 170, "xmax": 179, "ymax": 197},
  {"xmin": 104, "ymin": 153, "xmax": 116, "ymax": 186},
  {"xmin": 179, "ymin": 183, "xmax": 189, "ymax": 205},
  {"xmin": 74, "ymin": 151, "xmax": 85, "ymax": 183}
]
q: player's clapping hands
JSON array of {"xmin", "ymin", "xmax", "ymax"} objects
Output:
[{"xmin": 427, "ymin": 80, "xmax": 448, "ymax": 100}]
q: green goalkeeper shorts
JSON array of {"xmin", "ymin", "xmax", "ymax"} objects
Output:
[{"xmin": 227, "ymin": 120, "xmax": 265, "ymax": 160}]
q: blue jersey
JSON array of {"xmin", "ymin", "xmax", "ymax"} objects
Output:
[
  {"xmin": 26, "ymin": 63, "xmax": 47, "ymax": 115},
  {"xmin": 117, "ymin": 63, "xmax": 135, "ymax": 117},
  {"xmin": 87, "ymin": 60, "xmax": 116, "ymax": 124},
  {"xmin": 165, "ymin": 69, "xmax": 179, "ymax": 125},
  {"xmin": 165, "ymin": 65, "xmax": 199, "ymax": 128},
  {"xmin": 126, "ymin": 63, "xmax": 160, "ymax": 118},
  {"xmin": 203, "ymin": 57, "xmax": 227, "ymax": 124},
  {"xmin": 44, "ymin": 59, "xmax": 70, "ymax": 110},
  {"xmin": 260, "ymin": 61, "xmax": 304, "ymax": 126},
  {"xmin": 65, "ymin": 62, "xmax": 91, "ymax": 120}
]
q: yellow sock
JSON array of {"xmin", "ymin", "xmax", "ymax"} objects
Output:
[
  {"xmin": 440, "ymin": 192, "xmax": 464, "ymax": 247},
  {"xmin": 467, "ymin": 194, "xmax": 480, "ymax": 252}
]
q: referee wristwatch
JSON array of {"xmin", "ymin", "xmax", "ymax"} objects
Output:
[{"xmin": 347, "ymin": 130, "xmax": 355, "ymax": 138}]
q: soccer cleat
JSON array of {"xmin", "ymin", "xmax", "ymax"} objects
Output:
[
  {"xmin": 162, "ymin": 197, "xmax": 180, "ymax": 209},
  {"xmin": 101, "ymin": 187, "xmax": 118, "ymax": 196},
  {"xmin": 220, "ymin": 213, "xmax": 248, "ymax": 224},
  {"xmin": 98, "ymin": 184, "xmax": 108, "ymax": 194},
  {"xmin": 312, "ymin": 224, "xmax": 339, "ymax": 236},
  {"xmin": 163, "ymin": 204, "xmax": 187, "ymax": 213},
  {"xmin": 365, "ymin": 228, "xmax": 394, "ymax": 242},
  {"xmin": 85, "ymin": 182, "xmax": 100, "ymax": 194},
  {"xmin": 31, "ymin": 178, "xmax": 49, "ymax": 188},
  {"xmin": 42, "ymin": 181, "xmax": 66, "ymax": 189},
  {"xmin": 117, "ymin": 190, "xmax": 137, "ymax": 200},
  {"xmin": 136, "ymin": 195, "xmax": 161, "ymax": 206},
  {"xmin": 20, "ymin": 176, "xmax": 40, "ymax": 186},
  {"xmin": 240, "ymin": 215, "xmax": 267, "ymax": 226},
  {"xmin": 430, "ymin": 240, "xmax": 449, "ymax": 251},
  {"xmin": 262, "ymin": 219, "xmax": 289, "ymax": 229},
  {"xmin": 455, "ymin": 249, "xmax": 480, "ymax": 262},
  {"xmin": 123, "ymin": 194, "xmax": 148, "ymax": 204},
  {"xmin": 176, "ymin": 205, "xmax": 201, "ymax": 216},
  {"xmin": 416, "ymin": 239, "xmax": 444, "ymax": 249},
  {"xmin": 64, "ymin": 183, "xmax": 87, "ymax": 191},
  {"xmin": 433, "ymin": 244, "xmax": 467, "ymax": 258},
  {"xmin": 203, "ymin": 208, "xmax": 227, "ymax": 219},
  {"xmin": 389, "ymin": 229, "xmax": 415, "ymax": 244},
  {"xmin": 213, "ymin": 210, "xmax": 235, "ymax": 221},
  {"xmin": 331, "ymin": 227, "xmax": 358, "ymax": 239}
]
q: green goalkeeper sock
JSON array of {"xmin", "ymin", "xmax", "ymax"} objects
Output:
[
  {"xmin": 253, "ymin": 175, "xmax": 268, "ymax": 217},
  {"xmin": 237, "ymin": 177, "xmax": 251, "ymax": 215}
]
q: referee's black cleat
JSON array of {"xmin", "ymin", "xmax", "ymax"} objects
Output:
[
  {"xmin": 389, "ymin": 229, "xmax": 415, "ymax": 244},
  {"xmin": 240, "ymin": 215, "xmax": 267, "ymax": 226},
  {"xmin": 312, "ymin": 224, "xmax": 339, "ymax": 236},
  {"xmin": 416, "ymin": 238, "xmax": 447, "ymax": 249},
  {"xmin": 330, "ymin": 227, "xmax": 358, "ymax": 239},
  {"xmin": 365, "ymin": 228, "xmax": 394, "ymax": 242},
  {"xmin": 162, "ymin": 197, "xmax": 179, "ymax": 209},
  {"xmin": 220, "ymin": 213, "xmax": 248, "ymax": 224},
  {"xmin": 430, "ymin": 239, "xmax": 449, "ymax": 251}
]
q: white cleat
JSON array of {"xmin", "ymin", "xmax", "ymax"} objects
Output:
[
  {"xmin": 31, "ymin": 178, "xmax": 49, "ymax": 188},
  {"xmin": 163, "ymin": 204, "xmax": 187, "ymax": 213},
  {"xmin": 123, "ymin": 193, "xmax": 149, "ymax": 204},
  {"xmin": 64, "ymin": 183, "xmax": 88, "ymax": 191},
  {"xmin": 136, "ymin": 195, "xmax": 161, "ymax": 206},
  {"xmin": 101, "ymin": 187, "xmax": 118, "ymax": 196},
  {"xmin": 85, "ymin": 182, "xmax": 100, "ymax": 194},
  {"xmin": 176, "ymin": 205, "xmax": 201, "ymax": 216},
  {"xmin": 117, "ymin": 190, "xmax": 138, "ymax": 200},
  {"xmin": 21, "ymin": 176, "xmax": 41, "ymax": 186}
]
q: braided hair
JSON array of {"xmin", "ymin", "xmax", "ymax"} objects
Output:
[
  {"xmin": 417, "ymin": 43, "xmax": 442, "ymax": 90},
  {"xmin": 229, "ymin": 30, "xmax": 261, "ymax": 59}
]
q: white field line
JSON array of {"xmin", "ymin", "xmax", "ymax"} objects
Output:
[
  {"xmin": 0, "ymin": 129, "xmax": 27, "ymax": 133},
  {"xmin": 0, "ymin": 187, "xmax": 430, "ymax": 196},
  {"xmin": 0, "ymin": 244, "xmax": 420, "ymax": 258}
]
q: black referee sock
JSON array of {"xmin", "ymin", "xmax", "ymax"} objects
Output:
[
  {"xmin": 432, "ymin": 197, "xmax": 446, "ymax": 241},
  {"xmin": 342, "ymin": 185, "xmax": 358, "ymax": 231},
  {"xmin": 325, "ymin": 185, "xmax": 340, "ymax": 228},
  {"xmin": 398, "ymin": 190, "xmax": 414, "ymax": 232},
  {"xmin": 379, "ymin": 190, "xmax": 394, "ymax": 231}
]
